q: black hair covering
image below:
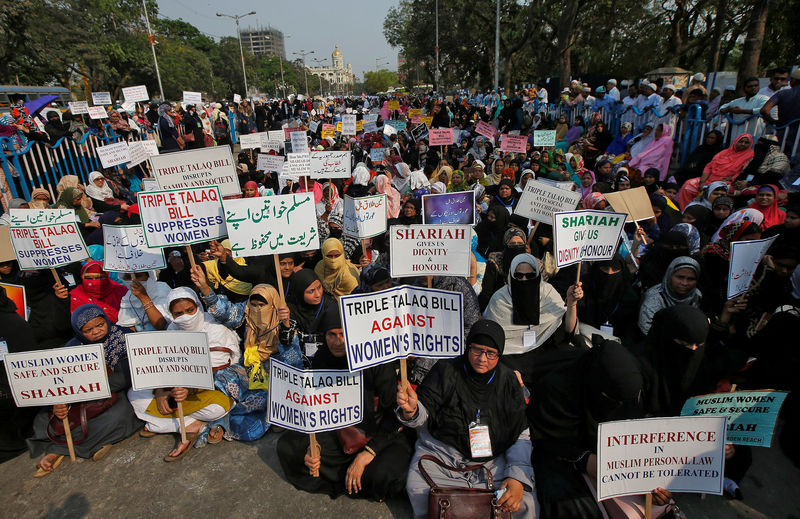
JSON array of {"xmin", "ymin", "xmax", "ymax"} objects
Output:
[
  {"xmin": 579, "ymin": 255, "xmax": 627, "ymax": 328},
  {"xmin": 286, "ymin": 269, "xmax": 337, "ymax": 334}
]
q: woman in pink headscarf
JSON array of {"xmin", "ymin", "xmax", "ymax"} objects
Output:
[
  {"xmin": 374, "ymin": 174, "xmax": 401, "ymax": 219},
  {"xmin": 379, "ymin": 101, "xmax": 390, "ymax": 121},
  {"xmin": 628, "ymin": 123, "xmax": 674, "ymax": 181},
  {"xmin": 296, "ymin": 176, "xmax": 323, "ymax": 203}
]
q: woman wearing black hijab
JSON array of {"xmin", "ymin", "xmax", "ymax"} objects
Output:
[
  {"xmin": 675, "ymin": 130, "xmax": 724, "ymax": 184},
  {"xmin": 388, "ymin": 198, "xmax": 422, "ymax": 226},
  {"xmin": 475, "ymin": 205, "xmax": 511, "ymax": 257},
  {"xmin": 576, "ymin": 255, "xmax": 637, "ymax": 340},
  {"xmin": 398, "ymin": 319, "xmax": 536, "ymax": 517},
  {"xmin": 491, "ymin": 178, "xmax": 519, "ymax": 214},
  {"xmin": 279, "ymin": 269, "xmax": 339, "ymax": 359}
]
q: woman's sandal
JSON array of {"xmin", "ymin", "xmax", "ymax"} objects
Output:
[
  {"xmin": 33, "ymin": 454, "xmax": 64, "ymax": 478},
  {"xmin": 92, "ymin": 444, "xmax": 113, "ymax": 461},
  {"xmin": 163, "ymin": 432, "xmax": 199, "ymax": 463},
  {"xmin": 139, "ymin": 427, "xmax": 157, "ymax": 438},
  {"xmin": 207, "ymin": 425, "xmax": 224, "ymax": 445}
]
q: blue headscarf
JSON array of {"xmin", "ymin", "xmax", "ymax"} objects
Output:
[
  {"xmin": 66, "ymin": 304, "xmax": 129, "ymax": 370},
  {"xmin": 671, "ymin": 223, "xmax": 701, "ymax": 254}
]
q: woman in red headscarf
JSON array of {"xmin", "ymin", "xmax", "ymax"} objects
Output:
[
  {"xmin": 69, "ymin": 261, "xmax": 128, "ymax": 323},
  {"xmin": 747, "ymin": 185, "xmax": 786, "ymax": 229}
]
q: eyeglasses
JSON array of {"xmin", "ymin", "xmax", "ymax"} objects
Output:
[
  {"xmin": 513, "ymin": 272, "xmax": 536, "ymax": 280},
  {"xmin": 469, "ymin": 346, "xmax": 499, "ymax": 360}
]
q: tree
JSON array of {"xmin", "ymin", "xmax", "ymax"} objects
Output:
[{"xmin": 363, "ymin": 69, "xmax": 399, "ymax": 93}]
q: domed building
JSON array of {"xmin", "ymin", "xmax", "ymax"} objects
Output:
[{"xmin": 306, "ymin": 45, "xmax": 355, "ymax": 95}]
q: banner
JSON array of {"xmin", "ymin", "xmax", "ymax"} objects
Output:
[
  {"xmin": 102, "ymin": 225, "xmax": 167, "ymax": 272},
  {"xmin": 127, "ymin": 139, "xmax": 159, "ymax": 167},
  {"xmin": 96, "ymin": 141, "xmax": 131, "ymax": 168},
  {"xmin": 122, "ymin": 85, "xmax": 149, "ymax": 103},
  {"xmin": 87, "ymin": 106, "xmax": 107, "ymax": 119},
  {"xmin": 310, "ymin": 150, "xmax": 351, "ymax": 179},
  {"xmin": 389, "ymin": 224, "xmax": 471, "ymax": 277},
  {"xmin": 125, "ymin": 331, "xmax": 214, "ymax": 391},
  {"xmin": 533, "ymin": 130, "xmax": 557, "ymax": 147},
  {"xmin": 68, "ymin": 101, "xmax": 89, "ymax": 115},
  {"xmin": 91, "ymin": 92, "xmax": 112, "ymax": 105},
  {"xmin": 267, "ymin": 358, "xmax": 363, "ymax": 433},
  {"xmin": 411, "ymin": 123, "xmax": 429, "ymax": 141},
  {"xmin": 475, "ymin": 120, "xmax": 497, "ymax": 141},
  {"xmin": 9, "ymin": 209, "xmax": 89, "ymax": 270},
  {"xmin": 339, "ymin": 285, "xmax": 464, "ymax": 371},
  {"xmin": 4, "ymin": 344, "xmax": 111, "ymax": 407},
  {"xmin": 286, "ymin": 152, "xmax": 312, "ymax": 176},
  {"xmin": 343, "ymin": 194, "xmax": 387, "ymax": 238},
  {"xmin": 222, "ymin": 193, "xmax": 319, "ymax": 257},
  {"xmin": 428, "ymin": 128, "xmax": 454, "ymax": 146},
  {"xmin": 422, "ymin": 192, "xmax": 475, "ymax": 225},
  {"xmin": 138, "ymin": 186, "xmax": 226, "ymax": 248},
  {"xmin": 0, "ymin": 283, "xmax": 26, "ymax": 320},
  {"xmin": 515, "ymin": 180, "xmax": 582, "ymax": 224},
  {"xmin": 369, "ymin": 148, "xmax": 385, "ymax": 162},
  {"xmin": 341, "ymin": 114, "xmax": 357, "ymax": 135},
  {"xmin": 553, "ymin": 210, "xmax": 626, "ymax": 267},
  {"xmin": 182, "ymin": 91, "xmax": 202, "ymax": 104},
  {"xmin": 150, "ymin": 146, "xmax": 239, "ymax": 197},
  {"xmin": 727, "ymin": 236, "xmax": 778, "ymax": 299},
  {"xmin": 604, "ymin": 187, "xmax": 655, "ymax": 223},
  {"xmin": 681, "ymin": 390, "xmax": 788, "ymax": 447},
  {"xmin": 257, "ymin": 153, "xmax": 285, "ymax": 173},
  {"xmin": 500, "ymin": 133, "xmax": 528, "ymax": 153},
  {"xmin": 597, "ymin": 416, "xmax": 727, "ymax": 500}
]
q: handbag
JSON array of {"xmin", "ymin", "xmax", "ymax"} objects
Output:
[
  {"xmin": 203, "ymin": 133, "xmax": 214, "ymax": 147},
  {"xmin": 181, "ymin": 128, "xmax": 195, "ymax": 143},
  {"xmin": 46, "ymin": 393, "xmax": 119, "ymax": 445},
  {"xmin": 337, "ymin": 426, "xmax": 372, "ymax": 455},
  {"xmin": 418, "ymin": 454, "xmax": 510, "ymax": 519}
]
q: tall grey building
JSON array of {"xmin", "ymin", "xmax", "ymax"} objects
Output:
[{"xmin": 240, "ymin": 27, "xmax": 285, "ymax": 59}]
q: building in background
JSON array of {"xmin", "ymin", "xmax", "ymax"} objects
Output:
[
  {"xmin": 240, "ymin": 26, "xmax": 285, "ymax": 59},
  {"xmin": 306, "ymin": 45, "xmax": 355, "ymax": 96}
]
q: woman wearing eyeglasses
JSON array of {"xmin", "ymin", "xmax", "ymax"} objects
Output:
[
  {"xmin": 483, "ymin": 254, "xmax": 583, "ymax": 385},
  {"xmin": 397, "ymin": 319, "xmax": 537, "ymax": 517}
]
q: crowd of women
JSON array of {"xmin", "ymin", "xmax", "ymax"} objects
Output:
[{"xmin": 0, "ymin": 85, "xmax": 799, "ymax": 519}]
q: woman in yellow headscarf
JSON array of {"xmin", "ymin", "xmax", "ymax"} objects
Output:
[
  {"xmin": 314, "ymin": 238, "xmax": 360, "ymax": 299},
  {"xmin": 204, "ymin": 239, "xmax": 253, "ymax": 299},
  {"xmin": 243, "ymin": 284, "xmax": 282, "ymax": 362}
]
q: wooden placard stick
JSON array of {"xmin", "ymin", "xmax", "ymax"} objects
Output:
[
  {"xmin": 644, "ymin": 493, "xmax": 652, "ymax": 519},
  {"xmin": 273, "ymin": 254, "xmax": 286, "ymax": 303},
  {"xmin": 185, "ymin": 245, "xmax": 196, "ymax": 269},
  {"xmin": 527, "ymin": 221, "xmax": 540, "ymax": 248},
  {"xmin": 177, "ymin": 399, "xmax": 187, "ymax": 444},
  {"xmin": 576, "ymin": 261, "xmax": 582, "ymax": 284},
  {"xmin": 309, "ymin": 433, "xmax": 321, "ymax": 478}
]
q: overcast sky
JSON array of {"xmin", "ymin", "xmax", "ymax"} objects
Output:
[{"xmin": 156, "ymin": 0, "xmax": 399, "ymax": 79}]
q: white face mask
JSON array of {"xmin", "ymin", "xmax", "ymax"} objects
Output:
[{"xmin": 172, "ymin": 308, "xmax": 204, "ymax": 331}]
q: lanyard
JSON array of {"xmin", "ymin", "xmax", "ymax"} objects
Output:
[{"xmin": 463, "ymin": 364, "xmax": 496, "ymax": 384}]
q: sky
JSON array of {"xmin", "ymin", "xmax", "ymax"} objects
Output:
[{"xmin": 156, "ymin": 0, "xmax": 400, "ymax": 80}]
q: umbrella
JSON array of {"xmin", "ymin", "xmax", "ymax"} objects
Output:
[{"xmin": 24, "ymin": 95, "xmax": 59, "ymax": 116}]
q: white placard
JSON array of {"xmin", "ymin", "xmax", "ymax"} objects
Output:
[
  {"xmin": 268, "ymin": 130, "xmax": 285, "ymax": 143},
  {"xmin": 96, "ymin": 141, "xmax": 131, "ymax": 168},
  {"xmin": 268, "ymin": 358, "xmax": 363, "ymax": 433},
  {"xmin": 87, "ymin": 106, "xmax": 108, "ymax": 119},
  {"xmin": 9, "ymin": 209, "xmax": 89, "ymax": 269},
  {"xmin": 310, "ymin": 150, "xmax": 351, "ymax": 179},
  {"xmin": 150, "ymin": 146, "xmax": 239, "ymax": 197},
  {"xmin": 4, "ymin": 344, "xmax": 111, "ymax": 407},
  {"xmin": 309, "ymin": 120, "xmax": 320, "ymax": 134},
  {"xmin": 597, "ymin": 416, "xmax": 727, "ymax": 500},
  {"xmin": 222, "ymin": 193, "xmax": 319, "ymax": 257},
  {"xmin": 261, "ymin": 139, "xmax": 282, "ymax": 153},
  {"xmin": 102, "ymin": 225, "xmax": 166, "ymax": 273},
  {"xmin": 257, "ymin": 153, "xmax": 285, "ymax": 172},
  {"xmin": 339, "ymin": 285, "xmax": 464, "ymax": 371},
  {"xmin": 238, "ymin": 133, "xmax": 263, "ymax": 150},
  {"xmin": 68, "ymin": 101, "xmax": 89, "ymax": 115},
  {"xmin": 515, "ymin": 180, "xmax": 582, "ymax": 224},
  {"xmin": 389, "ymin": 225, "xmax": 472, "ymax": 278},
  {"xmin": 141, "ymin": 178, "xmax": 158, "ymax": 192},
  {"xmin": 125, "ymin": 331, "xmax": 214, "ymax": 391},
  {"xmin": 91, "ymin": 92, "xmax": 112, "ymax": 105},
  {"xmin": 122, "ymin": 85, "xmax": 149, "ymax": 103},
  {"xmin": 553, "ymin": 210, "xmax": 626, "ymax": 267},
  {"xmin": 341, "ymin": 114, "xmax": 357, "ymax": 135},
  {"xmin": 343, "ymin": 194, "xmax": 387, "ymax": 238},
  {"xmin": 127, "ymin": 139, "xmax": 159, "ymax": 167},
  {"xmin": 363, "ymin": 122, "xmax": 378, "ymax": 133},
  {"xmin": 289, "ymin": 130, "xmax": 309, "ymax": 154},
  {"xmin": 286, "ymin": 152, "xmax": 311, "ymax": 176},
  {"xmin": 233, "ymin": 93, "xmax": 242, "ymax": 104},
  {"xmin": 727, "ymin": 236, "xmax": 778, "ymax": 299},
  {"xmin": 533, "ymin": 130, "xmax": 557, "ymax": 147},
  {"xmin": 183, "ymin": 91, "xmax": 202, "ymax": 105},
  {"xmin": 137, "ymin": 186, "xmax": 227, "ymax": 248}
]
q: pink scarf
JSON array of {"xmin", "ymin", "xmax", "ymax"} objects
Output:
[{"xmin": 629, "ymin": 123, "xmax": 674, "ymax": 180}]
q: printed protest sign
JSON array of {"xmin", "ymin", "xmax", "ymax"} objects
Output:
[
  {"xmin": 364, "ymin": 113, "xmax": 379, "ymax": 123},
  {"xmin": 369, "ymin": 148, "xmax": 386, "ymax": 163},
  {"xmin": 385, "ymin": 120, "xmax": 407, "ymax": 131},
  {"xmin": 68, "ymin": 101, "xmax": 89, "ymax": 115},
  {"xmin": 137, "ymin": 186, "xmax": 226, "ymax": 248},
  {"xmin": 681, "ymin": 390, "xmax": 788, "ymax": 447},
  {"xmin": 428, "ymin": 128, "xmax": 454, "ymax": 147},
  {"xmin": 257, "ymin": 153, "xmax": 285, "ymax": 172},
  {"xmin": 356, "ymin": 120, "xmax": 364, "ymax": 133},
  {"xmin": 233, "ymin": 94, "xmax": 242, "ymax": 104},
  {"xmin": 268, "ymin": 358, "xmax": 363, "ymax": 433},
  {"xmin": 533, "ymin": 130, "xmax": 557, "ymax": 147},
  {"xmin": 421, "ymin": 116, "xmax": 433, "ymax": 126},
  {"xmin": 125, "ymin": 331, "xmax": 214, "ymax": 391},
  {"xmin": 91, "ymin": 92, "xmax": 112, "ymax": 105},
  {"xmin": 727, "ymin": 236, "xmax": 778, "ymax": 299},
  {"xmin": 343, "ymin": 194, "xmax": 387, "ymax": 238},
  {"xmin": 9, "ymin": 209, "xmax": 89, "ymax": 269},
  {"xmin": 268, "ymin": 130, "xmax": 285, "ymax": 143},
  {"xmin": 127, "ymin": 139, "xmax": 159, "ymax": 167},
  {"xmin": 515, "ymin": 180, "xmax": 582, "ymax": 224},
  {"xmin": 387, "ymin": 100, "xmax": 400, "ymax": 110},
  {"xmin": 475, "ymin": 120, "xmax": 497, "ymax": 141},
  {"xmin": 290, "ymin": 131, "xmax": 309, "ymax": 154},
  {"xmin": 341, "ymin": 114, "xmax": 357, "ymax": 135},
  {"xmin": 310, "ymin": 150, "xmax": 351, "ymax": 179},
  {"xmin": 309, "ymin": 120, "xmax": 320, "ymax": 134},
  {"xmin": 597, "ymin": 416, "xmax": 727, "ymax": 500},
  {"xmin": 87, "ymin": 106, "xmax": 107, "ymax": 119},
  {"xmin": 4, "ymin": 344, "xmax": 111, "ymax": 407},
  {"xmin": 363, "ymin": 122, "xmax": 378, "ymax": 133},
  {"xmin": 150, "ymin": 146, "xmax": 239, "ymax": 197},
  {"xmin": 122, "ymin": 85, "xmax": 149, "ymax": 103},
  {"xmin": 141, "ymin": 178, "xmax": 158, "ymax": 192},
  {"xmin": 422, "ymin": 192, "xmax": 475, "ymax": 225},
  {"xmin": 553, "ymin": 210, "xmax": 626, "ymax": 267},
  {"xmin": 222, "ymin": 193, "xmax": 319, "ymax": 257},
  {"xmin": 102, "ymin": 225, "xmax": 166, "ymax": 272},
  {"xmin": 604, "ymin": 187, "xmax": 655, "ymax": 223},
  {"xmin": 500, "ymin": 133, "xmax": 528, "ymax": 153},
  {"xmin": 411, "ymin": 123, "xmax": 429, "ymax": 141},
  {"xmin": 182, "ymin": 91, "xmax": 202, "ymax": 105},
  {"xmin": 339, "ymin": 285, "xmax": 464, "ymax": 371},
  {"xmin": 408, "ymin": 108, "xmax": 422, "ymax": 117},
  {"xmin": 96, "ymin": 141, "xmax": 131, "ymax": 168},
  {"xmin": 260, "ymin": 139, "xmax": 282, "ymax": 153},
  {"xmin": 383, "ymin": 123, "xmax": 397, "ymax": 137},
  {"xmin": 286, "ymin": 152, "xmax": 312, "ymax": 176},
  {"xmin": 238, "ymin": 133, "xmax": 263, "ymax": 150},
  {"xmin": 321, "ymin": 124, "xmax": 335, "ymax": 139},
  {"xmin": 0, "ymin": 283, "xmax": 26, "ymax": 320},
  {"xmin": 389, "ymin": 225, "xmax": 471, "ymax": 277}
]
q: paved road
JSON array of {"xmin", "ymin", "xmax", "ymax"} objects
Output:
[{"xmin": 3, "ymin": 429, "xmax": 798, "ymax": 518}]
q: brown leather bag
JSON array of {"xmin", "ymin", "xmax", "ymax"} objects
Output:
[
  {"xmin": 46, "ymin": 393, "xmax": 119, "ymax": 445},
  {"xmin": 419, "ymin": 454, "xmax": 511, "ymax": 519}
]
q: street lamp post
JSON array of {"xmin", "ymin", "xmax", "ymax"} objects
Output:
[
  {"xmin": 293, "ymin": 50, "xmax": 315, "ymax": 98},
  {"xmin": 494, "ymin": 0, "xmax": 500, "ymax": 91},
  {"xmin": 311, "ymin": 57, "xmax": 327, "ymax": 97},
  {"xmin": 216, "ymin": 11, "xmax": 256, "ymax": 96},
  {"xmin": 140, "ymin": 0, "xmax": 164, "ymax": 99},
  {"xmin": 435, "ymin": 0, "xmax": 440, "ymax": 91}
]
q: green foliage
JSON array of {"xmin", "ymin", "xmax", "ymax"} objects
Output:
[{"xmin": 363, "ymin": 69, "xmax": 400, "ymax": 93}]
